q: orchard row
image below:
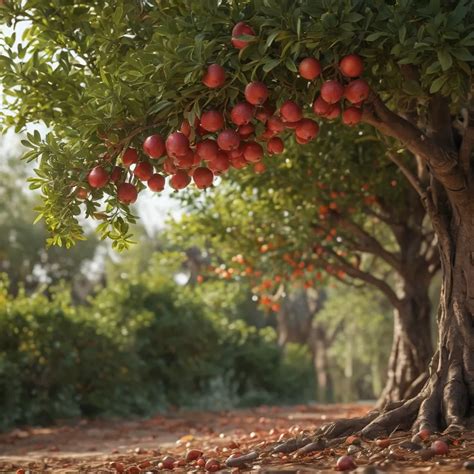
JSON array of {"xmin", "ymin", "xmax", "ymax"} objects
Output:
[{"xmin": 82, "ymin": 22, "xmax": 370, "ymax": 205}]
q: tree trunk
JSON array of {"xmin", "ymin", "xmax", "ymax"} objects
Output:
[
  {"xmin": 377, "ymin": 290, "xmax": 433, "ymax": 407},
  {"xmin": 308, "ymin": 324, "xmax": 334, "ymax": 403}
]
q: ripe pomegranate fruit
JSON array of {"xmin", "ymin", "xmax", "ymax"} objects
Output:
[
  {"xmin": 180, "ymin": 120, "xmax": 191, "ymax": 137},
  {"xmin": 431, "ymin": 440, "xmax": 449, "ymax": 455},
  {"xmin": 344, "ymin": 79, "xmax": 370, "ymax": 104},
  {"xmin": 193, "ymin": 167, "xmax": 214, "ymax": 189},
  {"xmin": 166, "ymin": 132, "xmax": 190, "ymax": 157},
  {"xmin": 170, "ymin": 170, "xmax": 191, "ymax": 190},
  {"xmin": 202, "ymin": 64, "xmax": 226, "ymax": 88},
  {"xmin": 230, "ymin": 155, "xmax": 247, "ymax": 169},
  {"xmin": 255, "ymin": 102, "xmax": 275, "ymax": 122},
  {"xmin": 245, "ymin": 81, "xmax": 268, "ymax": 105},
  {"xmin": 200, "ymin": 110, "xmax": 224, "ymax": 132},
  {"xmin": 342, "ymin": 107, "xmax": 362, "ymax": 126},
  {"xmin": 320, "ymin": 80, "xmax": 344, "ymax": 104},
  {"xmin": 238, "ymin": 123, "xmax": 255, "ymax": 138},
  {"xmin": 186, "ymin": 450, "xmax": 203, "ymax": 462},
  {"xmin": 326, "ymin": 103, "xmax": 341, "ymax": 119},
  {"xmin": 87, "ymin": 166, "xmax": 109, "ymax": 188},
  {"xmin": 217, "ymin": 129, "xmax": 240, "ymax": 151},
  {"xmin": 296, "ymin": 119, "xmax": 319, "ymax": 141},
  {"xmin": 312, "ymin": 96, "xmax": 331, "ymax": 116},
  {"xmin": 231, "ymin": 102, "xmax": 254, "ymax": 126},
  {"xmin": 339, "ymin": 54, "xmax": 364, "ymax": 78},
  {"xmin": 209, "ymin": 151, "xmax": 230, "ymax": 172},
  {"xmin": 267, "ymin": 137, "xmax": 284, "ymax": 154},
  {"xmin": 243, "ymin": 141, "xmax": 263, "ymax": 162},
  {"xmin": 336, "ymin": 455, "xmax": 356, "ymax": 471},
  {"xmin": 76, "ymin": 187, "xmax": 89, "ymax": 200},
  {"xmin": 148, "ymin": 173, "xmax": 165, "ymax": 192},
  {"xmin": 196, "ymin": 139, "xmax": 219, "ymax": 161},
  {"xmin": 295, "ymin": 134, "xmax": 310, "ymax": 145},
  {"xmin": 298, "ymin": 57, "xmax": 321, "ymax": 80},
  {"xmin": 228, "ymin": 143, "xmax": 244, "ymax": 159},
  {"xmin": 175, "ymin": 149, "xmax": 195, "ymax": 168},
  {"xmin": 267, "ymin": 115, "xmax": 285, "ymax": 133},
  {"xmin": 122, "ymin": 147, "xmax": 138, "ymax": 166},
  {"xmin": 253, "ymin": 162, "xmax": 266, "ymax": 174},
  {"xmin": 231, "ymin": 22, "xmax": 255, "ymax": 49},
  {"xmin": 110, "ymin": 166, "xmax": 123, "ymax": 183},
  {"xmin": 161, "ymin": 456, "xmax": 176, "ymax": 470},
  {"xmin": 204, "ymin": 459, "xmax": 220, "ymax": 472},
  {"xmin": 117, "ymin": 183, "xmax": 138, "ymax": 204},
  {"xmin": 280, "ymin": 101, "xmax": 302, "ymax": 122},
  {"xmin": 163, "ymin": 157, "xmax": 177, "ymax": 174},
  {"xmin": 143, "ymin": 134, "xmax": 165, "ymax": 158},
  {"xmin": 134, "ymin": 161, "xmax": 154, "ymax": 181}
]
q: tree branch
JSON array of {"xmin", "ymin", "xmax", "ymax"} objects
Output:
[
  {"xmin": 387, "ymin": 151, "xmax": 425, "ymax": 198},
  {"xmin": 335, "ymin": 214, "xmax": 402, "ymax": 274},
  {"xmin": 362, "ymin": 92, "xmax": 468, "ymax": 204},
  {"xmin": 324, "ymin": 247, "xmax": 400, "ymax": 309},
  {"xmin": 459, "ymin": 108, "xmax": 474, "ymax": 176}
]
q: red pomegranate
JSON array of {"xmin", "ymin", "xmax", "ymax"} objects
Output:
[
  {"xmin": 342, "ymin": 107, "xmax": 362, "ymax": 126},
  {"xmin": 255, "ymin": 102, "xmax": 275, "ymax": 122},
  {"xmin": 298, "ymin": 58, "xmax": 321, "ymax": 80},
  {"xmin": 122, "ymin": 148, "xmax": 139, "ymax": 167},
  {"xmin": 230, "ymin": 155, "xmax": 248, "ymax": 169},
  {"xmin": 196, "ymin": 139, "xmax": 219, "ymax": 161},
  {"xmin": 202, "ymin": 64, "xmax": 226, "ymax": 88},
  {"xmin": 76, "ymin": 187, "xmax": 89, "ymax": 200},
  {"xmin": 320, "ymin": 80, "xmax": 344, "ymax": 104},
  {"xmin": 200, "ymin": 110, "xmax": 224, "ymax": 132},
  {"xmin": 238, "ymin": 123, "xmax": 255, "ymax": 138},
  {"xmin": 134, "ymin": 161, "xmax": 154, "ymax": 181},
  {"xmin": 231, "ymin": 22, "xmax": 255, "ymax": 49},
  {"xmin": 163, "ymin": 157, "xmax": 178, "ymax": 175},
  {"xmin": 295, "ymin": 134, "xmax": 310, "ymax": 145},
  {"xmin": 344, "ymin": 79, "xmax": 370, "ymax": 104},
  {"xmin": 180, "ymin": 120, "xmax": 191, "ymax": 137},
  {"xmin": 117, "ymin": 183, "xmax": 138, "ymax": 204},
  {"xmin": 175, "ymin": 149, "xmax": 195, "ymax": 168},
  {"xmin": 231, "ymin": 102, "xmax": 254, "ymax": 126},
  {"xmin": 339, "ymin": 54, "xmax": 364, "ymax": 78},
  {"xmin": 170, "ymin": 170, "xmax": 191, "ymax": 190},
  {"xmin": 295, "ymin": 119, "xmax": 319, "ymax": 141},
  {"xmin": 243, "ymin": 141, "xmax": 263, "ymax": 162},
  {"xmin": 228, "ymin": 144, "xmax": 244, "ymax": 159},
  {"xmin": 209, "ymin": 151, "xmax": 230, "ymax": 172},
  {"xmin": 267, "ymin": 115, "xmax": 285, "ymax": 133},
  {"xmin": 280, "ymin": 101, "xmax": 303, "ymax": 122},
  {"xmin": 326, "ymin": 103, "xmax": 341, "ymax": 119},
  {"xmin": 87, "ymin": 166, "xmax": 109, "ymax": 188},
  {"xmin": 166, "ymin": 132, "xmax": 190, "ymax": 157},
  {"xmin": 253, "ymin": 162, "xmax": 266, "ymax": 174},
  {"xmin": 217, "ymin": 129, "xmax": 240, "ymax": 151},
  {"xmin": 148, "ymin": 173, "xmax": 165, "ymax": 192},
  {"xmin": 143, "ymin": 134, "xmax": 165, "ymax": 158},
  {"xmin": 193, "ymin": 167, "xmax": 214, "ymax": 189},
  {"xmin": 267, "ymin": 137, "xmax": 284, "ymax": 154},
  {"xmin": 245, "ymin": 81, "xmax": 269, "ymax": 105},
  {"xmin": 312, "ymin": 96, "xmax": 331, "ymax": 116},
  {"xmin": 110, "ymin": 166, "xmax": 124, "ymax": 183}
]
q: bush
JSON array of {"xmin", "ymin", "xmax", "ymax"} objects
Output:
[{"xmin": 0, "ymin": 274, "xmax": 314, "ymax": 430}]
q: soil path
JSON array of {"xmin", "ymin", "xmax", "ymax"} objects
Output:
[{"xmin": 1, "ymin": 403, "xmax": 474, "ymax": 472}]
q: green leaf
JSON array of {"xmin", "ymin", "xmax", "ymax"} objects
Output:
[
  {"xmin": 365, "ymin": 32, "xmax": 387, "ymax": 42},
  {"xmin": 263, "ymin": 58, "xmax": 280, "ymax": 73},
  {"xmin": 437, "ymin": 49, "xmax": 452, "ymax": 71},
  {"xmin": 285, "ymin": 57, "xmax": 297, "ymax": 73},
  {"xmin": 429, "ymin": 75, "xmax": 447, "ymax": 93}
]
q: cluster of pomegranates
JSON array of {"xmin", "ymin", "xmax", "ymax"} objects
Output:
[{"xmin": 83, "ymin": 21, "xmax": 369, "ymax": 205}]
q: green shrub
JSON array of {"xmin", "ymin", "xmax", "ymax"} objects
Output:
[{"xmin": 0, "ymin": 274, "xmax": 314, "ymax": 430}]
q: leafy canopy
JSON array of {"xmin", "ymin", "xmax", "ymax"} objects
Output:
[{"xmin": 0, "ymin": 0, "xmax": 472, "ymax": 247}]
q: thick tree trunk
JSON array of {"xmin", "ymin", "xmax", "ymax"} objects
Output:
[{"xmin": 377, "ymin": 291, "xmax": 433, "ymax": 407}]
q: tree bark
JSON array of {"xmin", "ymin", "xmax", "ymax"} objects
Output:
[{"xmin": 377, "ymin": 291, "xmax": 432, "ymax": 407}]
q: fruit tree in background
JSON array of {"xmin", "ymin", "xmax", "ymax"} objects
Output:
[{"xmin": 0, "ymin": 0, "xmax": 473, "ymax": 437}]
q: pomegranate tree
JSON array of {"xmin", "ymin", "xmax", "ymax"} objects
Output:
[{"xmin": 2, "ymin": 0, "xmax": 474, "ymax": 443}]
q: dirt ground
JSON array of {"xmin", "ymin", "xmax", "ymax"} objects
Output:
[{"xmin": 1, "ymin": 403, "xmax": 474, "ymax": 473}]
